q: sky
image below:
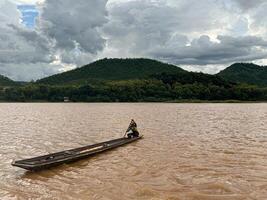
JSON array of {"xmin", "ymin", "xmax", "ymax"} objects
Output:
[
  {"xmin": 17, "ymin": 5, "xmax": 38, "ymax": 28},
  {"xmin": 1, "ymin": 0, "xmax": 267, "ymax": 81}
]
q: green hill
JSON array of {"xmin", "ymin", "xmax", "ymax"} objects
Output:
[
  {"xmin": 153, "ymin": 71, "xmax": 235, "ymax": 88},
  {"xmin": 218, "ymin": 63, "xmax": 267, "ymax": 86},
  {"xmin": 0, "ymin": 75, "xmax": 17, "ymax": 86},
  {"xmin": 4, "ymin": 60, "xmax": 267, "ymax": 102},
  {"xmin": 37, "ymin": 58, "xmax": 185, "ymax": 85}
]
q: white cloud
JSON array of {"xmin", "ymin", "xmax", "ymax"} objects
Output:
[{"xmin": 0, "ymin": 62, "xmax": 61, "ymax": 81}]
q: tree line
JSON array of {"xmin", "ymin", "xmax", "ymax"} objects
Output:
[{"xmin": 1, "ymin": 72, "xmax": 267, "ymax": 102}]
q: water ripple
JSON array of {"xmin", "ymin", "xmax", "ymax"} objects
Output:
[{"xmin": 0, "ymin": 103, "xmax": 266, "ymax": 199}]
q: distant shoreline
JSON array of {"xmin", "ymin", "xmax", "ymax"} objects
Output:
[{"xmin": 0, "ymin": 100, "xmax": 267, "ymax": 103}]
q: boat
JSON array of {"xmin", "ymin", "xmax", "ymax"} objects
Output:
[{"xmin": 12, "ymin": 136, "xmax": 143, "ymax": 171}]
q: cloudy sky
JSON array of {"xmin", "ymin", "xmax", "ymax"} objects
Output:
[{"xmin": 1, "ymin": 0, "xmax": 267, "ymax": 81}]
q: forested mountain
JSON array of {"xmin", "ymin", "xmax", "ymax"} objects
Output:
[
  {"xmin": 152, "ymin": 71, "xmax": 235, "ymax": 88},
  {"xmin": 37, "ymin": 58, "xmax": 185, "ymax": 85},
  {"xmin": 1, "ymin": 59, "xmax": 267, "ymax": 102},
  {"xmin": 218, "ymin": 63, "xmax": 267, "ymax": 86},
  {"xmin": 0, "ymin": 75, "xmax": 17, "ymax": 86}
]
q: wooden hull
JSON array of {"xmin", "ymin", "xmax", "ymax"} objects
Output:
[{"xmin": 12, "ymin": 136, "xmax": 142, "ymax": 171}]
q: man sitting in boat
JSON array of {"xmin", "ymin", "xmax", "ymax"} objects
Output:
[{"xmin": 126, "ymin": 119, "xmax": 139, "ymax": 138}]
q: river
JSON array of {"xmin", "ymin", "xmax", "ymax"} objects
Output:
[{"xmin": 0, "ymin": 103, "xmax": 266, "ymax": 200}]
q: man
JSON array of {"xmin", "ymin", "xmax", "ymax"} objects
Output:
[{"xmin": 126, "ymin": 119, "xmax": 139, "ymax": 138}]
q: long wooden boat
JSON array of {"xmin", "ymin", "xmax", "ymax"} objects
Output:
[{"xmin": 12, "ymin": 136, "xmax": 143, "ymax": 171}]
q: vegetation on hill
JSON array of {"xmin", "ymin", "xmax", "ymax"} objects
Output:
[
  {"xmin": 2, "ymin": 72, "xmax": 267, "ymax": 102},
  {"xmin": 218, "ymin": 63, "xmax": 267, "ymax": 86},
  {"xmin": 152, "ymin": 72, "xmax": 236, "ymax": 88},
  {"xmin": 37, "ymin": 58, "xmax": 185, "ymax": 85},
  {"xmin": 0, "ymin": 75, "xmax": 17, "ymax": 86},
  {"xmin": 1, "ymin": 59, "xmax": 267, "ymax": 102}
]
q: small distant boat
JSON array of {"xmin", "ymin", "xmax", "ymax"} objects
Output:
[{"xmin": 12, "ymin": 136, "xmax": 142, "ymax": 171}]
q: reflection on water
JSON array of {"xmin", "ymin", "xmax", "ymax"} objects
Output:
[{"xmin": 0, "ymin": 103, "xmax": 267, "ymax": 200}]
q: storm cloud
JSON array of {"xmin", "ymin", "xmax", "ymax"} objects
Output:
[
  {"xmin": 1, "ymin": 0, "xmax": 267, "ymax": 80},
  {"xmin": 39, "ymin": 0, "xmax": 108, "ymax": 53},
  {"xmin": 0, "ymin": 0, "xmax": 109, "ymax": 80},
  {"xmin": 149, "ymin": 35, "xmax": 267, "ymax": 65},
  {"xmin": 0, "ymin": 0, "xmax": 57, "ymax": 80},
  {"xmin": 101, "ymin": 0, "xmax": 267, "ymax": 72},
  {"xmin": 231, "ymin": 0, "xmax": 264, "ymax": 11}
]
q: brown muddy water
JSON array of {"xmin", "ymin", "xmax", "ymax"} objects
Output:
[{"xmin": 0, "ymin": 103, "xmax": 267, "ymax": 200}]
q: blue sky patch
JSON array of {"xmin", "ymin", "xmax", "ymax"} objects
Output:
[{"xmin": 17, "ymin": 5, "xmax": 38, "ymax": 28}]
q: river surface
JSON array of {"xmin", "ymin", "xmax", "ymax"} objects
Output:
[{"xmin": 0, "ymin": 103, "xmax": 267, "ymax": 200}]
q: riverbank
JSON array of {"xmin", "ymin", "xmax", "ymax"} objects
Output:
[{"xmin": 1, "ymin": 99, "xmax": 267, "ymax": 103}]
